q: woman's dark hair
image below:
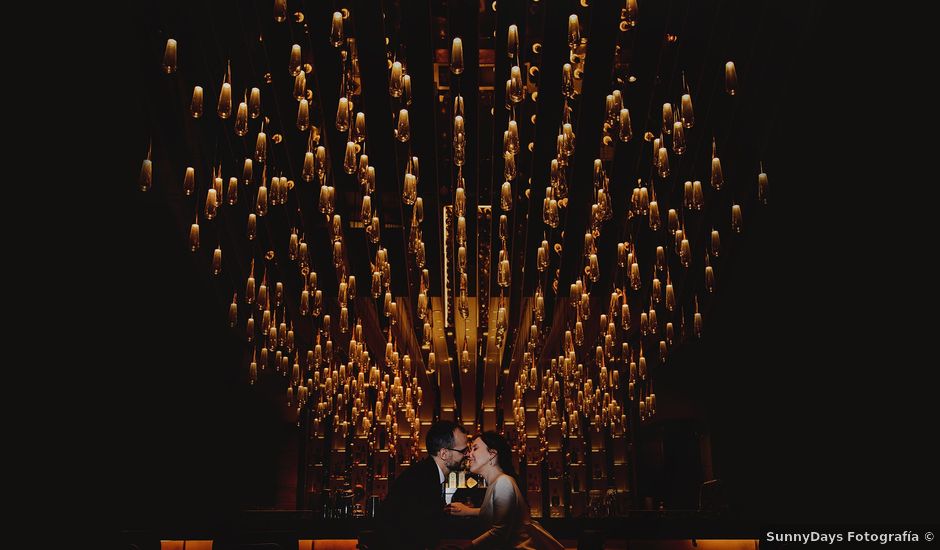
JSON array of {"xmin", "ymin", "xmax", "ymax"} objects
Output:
[{"xmin": 478, "ymin": 431, "xmax": 519, "ymax": 482}]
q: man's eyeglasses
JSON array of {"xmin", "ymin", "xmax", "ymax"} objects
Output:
[{"xmin": 445, "ymin": 446, "xmax": 469, "ymax": 454}]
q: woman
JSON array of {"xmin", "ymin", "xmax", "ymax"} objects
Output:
[{"xmin": 445, "ymin": 431, "xmax": 563, "ymax": 550}]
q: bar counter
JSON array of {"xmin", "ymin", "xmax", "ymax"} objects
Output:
[{"xmin": 119, "ymin": 510, "xmax": 760, "ymax": 549}]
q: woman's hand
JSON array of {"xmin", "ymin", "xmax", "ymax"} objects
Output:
[{"xmin": 445, "ymin": 502, "xmax": 477, "ymax": 517}]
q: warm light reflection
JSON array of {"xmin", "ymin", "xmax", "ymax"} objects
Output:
[
  {"xmin": 567, "ymin": 14, "xmax": 581, "ymax": 49},
  {"xmin": 758, "ymin": 163, "xmax": 769, "ymax": 204},
  {"xmin": 142, "ymin": 6, "xmax": 777, "ymax": 508},
  {"xmin": 296, "ymin": 99, "xmax": 309, "ymax": 131},
  {"xmin": 397, "ymin": 109, "xmax": 410, "ymax": 142},
  {"xmin": 450, "ymin": 37, "xmax": 464, "ymax": 75},
  {"xmin": 725, "ymin": 61, "xmax": 738, "ymax": 95},
  {"xmin": 189, "ymin": 219, "xmax": 199, "ymax": 252},
  {"xmin": 190, "ymin": 86, "xmax": 203, "ymax": 118},
  {"xmin": 330, "ymin": 12, "xmax": 344, "ymax": 47},
  {"xmin": 234, "ymin": 99, "xmax": 249, "ymax": 136},
  {"xmin": 162, "ymin": 39, "xmax": 177, "ymax": 74}
]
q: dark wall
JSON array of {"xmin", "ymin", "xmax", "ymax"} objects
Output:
[
  {"xmin": 110, "ymin": 2, "xmax": 298, "ymax": 528},
  {"xmin": 643, "ymin": 0, "xmax": 939, "ymax": 525},
  {"xmin": 636, "ymin": 420, "xmax": 704, "ymax": 511},
  {"xmin": 104, "ymin": 0, "xmax": 938, "ymax": 531},
  {"xmin": 112, "ymin": 184, "xmax": 296, "ymax": 530}
]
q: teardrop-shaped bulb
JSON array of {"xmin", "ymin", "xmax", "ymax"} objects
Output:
[
  {"xmin": 247, "ymin": 213, "xmax": 257, "ymax": 240},
  {"xmin": 567, "ymin": 15, "xmax": 581, "ymax": 49},
  {"xmin": 758, "ymin": 168, "xmax": 769, "ymax": 205},
  {"xmin": 296, "ymin": 99, "xmax": 309, "ymax": 131},
  {"xmin": 681, "ymin": 93, "xmax": 694, "ymax": 128},
  {"xmin": 396, "ymin": 109, "xmax": 410, "ymax": 142},
  {"xmin": 189, "ymin": 221, "xmax": 200, "ymax": 252},
  {"xmin": 205, "ymin": 188, "xmax": 218, "ymax": 220},
  {"xmin": 353, "ymin": 111, "xmax": 367, "ymax": 143},
  {"xmin": 330, "ymin": 12, "xmax": 344, "ymax": 48},
  {"xmin": 507, "ymin": 24, "xmax": 519, "ymax": 58},
  {"xmin": 217, "ymin": 82, "xmax": 232, "ymax": 119},
  {"xmin": 162, "ymin": 39, "xmax": 178, "ymax": 74},
  {"xmin": 336, "ymin": 97, "xmax": 350, "ymax": 132},
  {"xmin": 255, "ymin": 129, "xmax": 267, "ymax": 163},
  {"xmin": 234, "ymin": 100, "xmax": 249, "ymax": 136},
  {"xmin": 190, "ymin": 86, "xmax": 204, "ymax": 118},
  {"xmin": 226, "ymin": 177, "xmax": 238, "ymax": 205},
  {"xmin": 657, "ymin": 147, "xmax": 670, "ymax": 178},
  {"xmin": 672, "ymin": 121, "xmax": 685, "ymax": 155},
  {"xmin": 182, "ymin": 166, "xmax": 195, "ymax": 196},
  {"xmin": 662, "ymin": 103, "xmax": 674, "ymax": 135},
  {"xmin": 255, "ymin": 185, "xmax": 268, "ymax": 216},
  {"xmin": 450, "ymin": 37, "xmax": 464, "ymax": 75},
  {"xmin": 343, "ymin": 141, "xmax": 357, "ymax": 175},
  {"xmin": 503, "ymin": 151, "xmax": 516, "ymax": 181},
  {"xmin": 724, "ymin": 61, "xmax": 738, "ymax": 96},
  {"xmin": 731, "ymin": 204, "xmax": 743, "ymax": 233},
  {"xmin": 509, "ymin": 65, "xmax": 524, "ymax": 103},
  {"xmin": 403, "ymin": 173, "xmax": 417, "ymax": 205},
  {"xmin": 389, "ymin": 61, "xmax": 403, "ymax": 97},
  {"xmin": 619, "ymin": 109, "xmax": 632, "ymax": 142},
  {"xmin": 500, "ymin": 181, "xmax": 512, "ymax": 211}
]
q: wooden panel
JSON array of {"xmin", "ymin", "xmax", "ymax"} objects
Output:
[
  {"xmin": 457, "ymin": 297, "xmax": 479, "ymax": 424},
  {"xmin": 431, "ymin": 299, "xmax": 454, "ymax": 411},
  {"xmin": 548, "ymin": 477, "xmax": 565, "ymax": 518},
  {"xmin": 482, "ymin": 407, "xmax": 497, "ymax": 431}
]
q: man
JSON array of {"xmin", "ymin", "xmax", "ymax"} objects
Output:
[{"xmin": 373, "ymin": 420, "xmax": 469, "ymax": 549}]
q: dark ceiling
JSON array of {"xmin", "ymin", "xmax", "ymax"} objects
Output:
[
  {"xmin": 128, "ymin": 0, "xmax": 812, "ymax": 426},
  {"xmin": 117, "ymin": 0, "xmax": 940, "ymax": 527}
]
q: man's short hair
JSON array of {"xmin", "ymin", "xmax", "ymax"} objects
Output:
[{"xmin": 425, "ymin": 420, "xmax": 466, "ymax": 455}]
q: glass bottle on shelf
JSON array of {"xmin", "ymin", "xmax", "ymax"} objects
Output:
[
  {"xmin": 367, "ymin": 495, "xmax": 381, "ymax": 517},
  {"xmin": 550, "ymin": 489, "xmax": 563, "ymax": 518},
  {"xmin": 336, "ymin": 481, "xmax": 354, "ymax": 517},
  {"xmin": 321, "ymin": 489, "xmax": 334, "ymax": 519},
  {"xmin": 587, "ymin": 490, "xmax": 605, "ymax": 518},
  {"xmin": 605, "ymin": 489, "xmax": 618, "ymax": 517}
]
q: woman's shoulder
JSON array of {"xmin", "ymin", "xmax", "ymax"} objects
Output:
[{"xmin": 493, "ymin": 473, "xmax": 519, "ymax": 491}]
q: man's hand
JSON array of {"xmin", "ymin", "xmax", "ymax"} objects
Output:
[{"xmin": 444, "ymin": 502, "xmax": 475, "ymax": 516}]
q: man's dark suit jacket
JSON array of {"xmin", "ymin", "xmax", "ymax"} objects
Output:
[{"xmin": 374, "ymin": 456, "xmax": 446, "ymax": 549}]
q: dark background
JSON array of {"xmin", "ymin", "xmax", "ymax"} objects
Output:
[{"xmin": 100, "ymin": 0, "xmax": 938, "ymax": 536}]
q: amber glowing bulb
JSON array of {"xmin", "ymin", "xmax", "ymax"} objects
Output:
[
  {"xmin": 508, "ymin": 24, "xmax": 519, "ymax": 58},
  {"xmin": 725, "ymin": 61, "xmax": 738, "ymax": 96},
  {"xmin": 711, "ymin": 139, "xmax": 723, "ymax": 190},
  {"xmin": 397, "ymin": 109, "xmax": 410, "ymax": 142},
  {"xmin": 189, "ymin": 217, "xmax": 200, "ymax": 252},
  {"xmin": 162, "ymin": 39, "xmax": 177, "ymax": 74},
  {"xmin": 330, "ymin": 12, "xmax": 344, "ymax": 48},
  {"xmin": 568, "ymin": 14, "xmax": 581, "ymax": 49},
  {"xmin": 731, "ymin": 204, "xmax": 743, "ymax": 233},
  {"xmin": 758, "ymin": 163, "xmax": 769, "ymax": 205},
  {"xmin": 451, "ymin": 37, "xmax": 464, "ymax": 75},
  {"xmin": 218, "ymin": 68, "xmax": 232, "ymax": 119},
  {"xmin": 190, "ymin": 86, "xmax": 204, "ymax": 118},
  {"xmin": 619, "ymin": 109, "xmax": 632, "ymax": 142}
]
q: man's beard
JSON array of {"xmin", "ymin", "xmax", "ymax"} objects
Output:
[{"xmin": 446, "ymin": 456, "xmax": 466, "ymax": 472}]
